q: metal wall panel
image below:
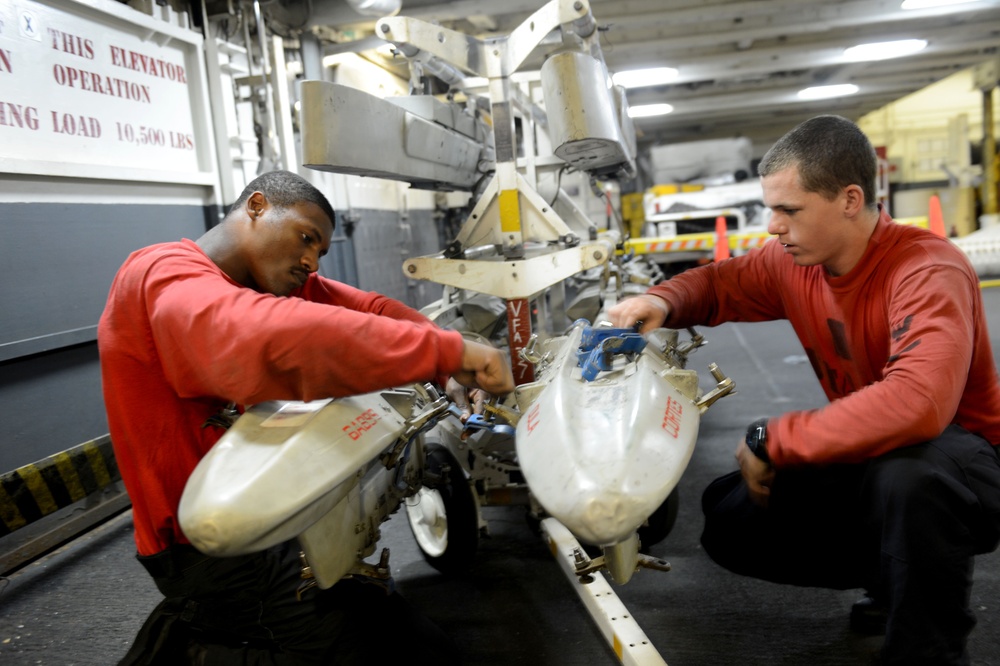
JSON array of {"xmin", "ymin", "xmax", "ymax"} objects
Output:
[
  {"xmin": 351, "ymin": 207, "xmax": 444, "ymax": 310},
  {"xmin": 0, "ymin": 201, "xmax": 209, "ymax": 472},
  {"xmin": 317, "ymin": 219, "xmax": 359, "ymax": 287},
  {"xmin": 0, "ymin": 344, "xmax": 107, "ymax": 475},
  {"xmin": 0, "ymin": 203, "xmax": 210, "ymax": 362}
]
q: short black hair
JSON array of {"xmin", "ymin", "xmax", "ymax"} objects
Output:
[
  {"xmin": 758, "ymin": 115, "xmax": 878, "ymax": 208},
  {"xmin": 229, "ymin": 170, "xmax": 336, "ymax": 229}
]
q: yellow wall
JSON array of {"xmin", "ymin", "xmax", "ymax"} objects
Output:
[
  {"xmin": 857, "ymin": 63, "xmax": 1000, "ymax": 234},
  {"xmin": 857, "ymin": 69, "xmax": 999, "ymax": 184}
]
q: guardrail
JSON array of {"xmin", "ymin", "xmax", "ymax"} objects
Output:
[
  {"xmin": 621, "ymin": 230, "xmax": 770, "ymax": 256},
  {"xmin": 620, "ymin": 216, "xmax": 933, "ymax": 257},
  {"xmin": 617, "ymin": 216, "xmax": 1000, "ymax": 291},
  {"xmin": 0, "ymin": 435, "xmax": 129, "ymax": 575}
]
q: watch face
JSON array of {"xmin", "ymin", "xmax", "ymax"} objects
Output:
[{"xmin": 746, "ymin": 420, "xmax": 769, "ymax": 462}]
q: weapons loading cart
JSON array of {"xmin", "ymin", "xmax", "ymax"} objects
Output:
[{"xmin": 181, "ymin": 1, "xmax": 736, "ymax": 663}]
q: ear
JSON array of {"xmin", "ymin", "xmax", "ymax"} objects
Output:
[
  {"xmin": 842, "ymin": 184, "xmax": 866, "ymax": 217},
  {"xmin": 246, "ymin": 191, "xmax": 267, "ymax": 220}
]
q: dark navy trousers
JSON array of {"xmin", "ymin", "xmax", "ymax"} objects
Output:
[
  {"xmin": 701, "ymin": 425, "xmax": 1000, "ymax": 666},
  {"xmin": 120, "ymin": 540, "xmax": 461, "ymax": 665}
]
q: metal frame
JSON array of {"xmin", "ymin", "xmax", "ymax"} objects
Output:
[{"xmin": 376, "ymin": 0, "xmax": 609, "ymax": 384}]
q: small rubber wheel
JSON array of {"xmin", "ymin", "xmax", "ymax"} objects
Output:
[{"xmin": 405, "ymin": 443, "xmax": 479, "ymax": 574}]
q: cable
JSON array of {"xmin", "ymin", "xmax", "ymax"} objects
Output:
[
  {"xmin": 548, "ymin": 164, "xmax": 571, "ymax": 207},
  {"xmin": 607, "ymin": 191, "xmax": 626, "ymax": 233}
]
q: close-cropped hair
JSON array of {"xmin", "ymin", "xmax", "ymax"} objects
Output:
[
  {"xmin": 758, "ymin": 115, "xmax": 878, "ymax": 207},
  {"xmin": 229, "ymin": 170, "xmax": 336, "ymax": 229}
]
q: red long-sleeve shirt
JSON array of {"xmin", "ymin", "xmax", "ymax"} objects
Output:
[
  {"xmin": 650, "ymin": 208, "xmax": 1000, "ymax": 467},
  {"xmin": 98, "ymin": 239, "xmax": 464, "ymax": 555}
]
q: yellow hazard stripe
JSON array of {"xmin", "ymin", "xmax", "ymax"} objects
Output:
[
  {"xmin": 621, "ymin": 231, "xmax": 773, "ymax": 255},
  {"xmin": 20, "ymin": 464, "xmax": 59, "ymax": 516},
  {"xmin": 0, "ymin": 435, "xmax": 120, "ymax": 535},
  {"xmin": 53, "ymin": 451, "xmax": 88, "ymax": 502},
  {"xmin": 0, "ymin": 484, "xmax": 27, "ymax": 532},
  {"xmin": 83, "ymin": 440, "xmax": 112, "ymax": 488}
]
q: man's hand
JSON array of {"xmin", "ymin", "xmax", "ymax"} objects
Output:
[
  {"xmin": 736, "ymin": 440, "xmax": 776, "ymax": 507},
  {"xmin": 445, "ymin": 377, "xmax": 488, "ymax": 423},
  {"xmin": 606, "ymin": 294, "xmax": 672, "ymax": 334},
  {"xmin": 453, "ymin": 340, "xmax": 515, "ymax": 396}
]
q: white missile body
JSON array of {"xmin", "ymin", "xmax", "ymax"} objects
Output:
[
  {"xmin": 515, "ymin": 323, "xmax": 703, "ymax": 546},
  {"xmin": 178, "ymin": 386, "xmax": 442, "ymax": 588}
]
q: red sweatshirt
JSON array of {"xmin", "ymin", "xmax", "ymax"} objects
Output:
[
  {"xmin": 649, "ymin": 208, "xmax": 1000, "ymax": 467},
  {"xmin": 98, "ymin": 239, "xmax": 464, "ymax": 555}
]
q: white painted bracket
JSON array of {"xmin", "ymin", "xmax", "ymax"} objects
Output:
[
  {"xmin": 402, "ymin": 241, "xmax": 611, "ymax": 300},
  {"xmin": 542, "ymin": 518, "xmax": 668, "ymax": 665}
]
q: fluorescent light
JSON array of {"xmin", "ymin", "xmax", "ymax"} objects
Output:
[
  {"xmin": 612, "ymin": 67, "xmax": 679, "ymax": 89},
  {"xmin": 797, "ymin": 84, "xmax": 859, "ymax": 100},
  {"xmin": 902, "ymin": 0, "xmax": 976, "ymax": 8},
  {"xmin": 628, "ymin": 103, "xmax": 674, "ymax": 118},
  {"xmin": 843, "ymin": 39, "xmax": 927, "ymax": 62}
]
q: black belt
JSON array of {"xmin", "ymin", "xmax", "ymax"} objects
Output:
[{"xmin": 137, "ymin": 543, "xmax": 211, "ymax": 580}]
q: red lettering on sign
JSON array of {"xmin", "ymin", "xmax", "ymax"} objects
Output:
[
  {"xmin": 170, "ymin": 130, "xmax": 195, "ymax": 150},
  {"xmin": 46, "ymin": 28, "xmax": 94, "ymax": 60},
  {"xmin": 108, "ymin": 43, "xmax": 187, "ymax": 83},
  {"xmin": 107, "ymin": 122, "xmax": 194, "ymax": 151},
  {"xmin": 661, "ymin": 396, "xmax": 683, "ymax": 438},
  {"xmin": 51, "ymin": 110, "xmax": 101, "ymax": 138},
  {"xmin": 506, "ymin": 298, "xmax": 534, "ymax": 384},
  {"xmin": 52, "ymin": 63, "xmax": 152, "ymax": 104},
  {"xmin": 0, "ymin": 102, "xmax": 40, "ymax": 130},
  {"xmin": 0, "ymin": 49, "xmax": 12, "ymax": 74}
]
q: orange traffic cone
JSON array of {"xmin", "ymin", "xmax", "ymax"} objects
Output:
[
  {"xmin": 928, "ymin": 195, "xmax": 946, "ymax": 237},
  {"xmin": 714, "ymin": 216, "xmax": 730, "ymax": 261}
]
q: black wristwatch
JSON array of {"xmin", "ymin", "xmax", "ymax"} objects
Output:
[{"xmin": 745, "ymin": 418, "xmax": 770, "ymax": 463}]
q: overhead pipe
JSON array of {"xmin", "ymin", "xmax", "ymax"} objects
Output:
[
  {"xmin": 306, "ymin": 0, "xmax": 401, "ymax": 28},
  {"xmin": 346, "ymin": 0, "xmax": 401, "ymax": 16}
]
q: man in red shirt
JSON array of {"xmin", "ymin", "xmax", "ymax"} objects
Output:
[
  {"xmin": 100, "ymin": 170, "xmax": 514, "ymax": 664},
  {"xmin": 610, "ymin": 115, "xmax": 1000, "ymax": 665}
]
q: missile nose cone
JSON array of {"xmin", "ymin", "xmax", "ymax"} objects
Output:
[
  {"xmin": 583, "ymin": 493, "xmax": 624, "ymax": 529},
  {"xmin": 573, "ymin": 492, "xmax": 636, "ymax": 545}
]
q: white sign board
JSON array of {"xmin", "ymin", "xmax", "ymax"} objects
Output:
[{"xmin": 0, "ymin": 0, "xmax": 215, "ymax": 183}]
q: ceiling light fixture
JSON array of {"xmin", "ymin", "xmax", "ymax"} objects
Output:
[
  {"xmin": 843, "ymin": 39, "xmax": 928, "ymax": 62},
  {"xmin": 901, "ymin": 0, "xmax": 977, "ymax": 9},
  {"xmin": 612, "ymin": 67, "xmax": 679, "ymax": 89},
  {"xmin": 627, "ymin": 103, "xmax": 674, "ymax": 118},
  {"xmin": 797, "ymin": 84, "xmax": 860, "ymax": 100}
]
